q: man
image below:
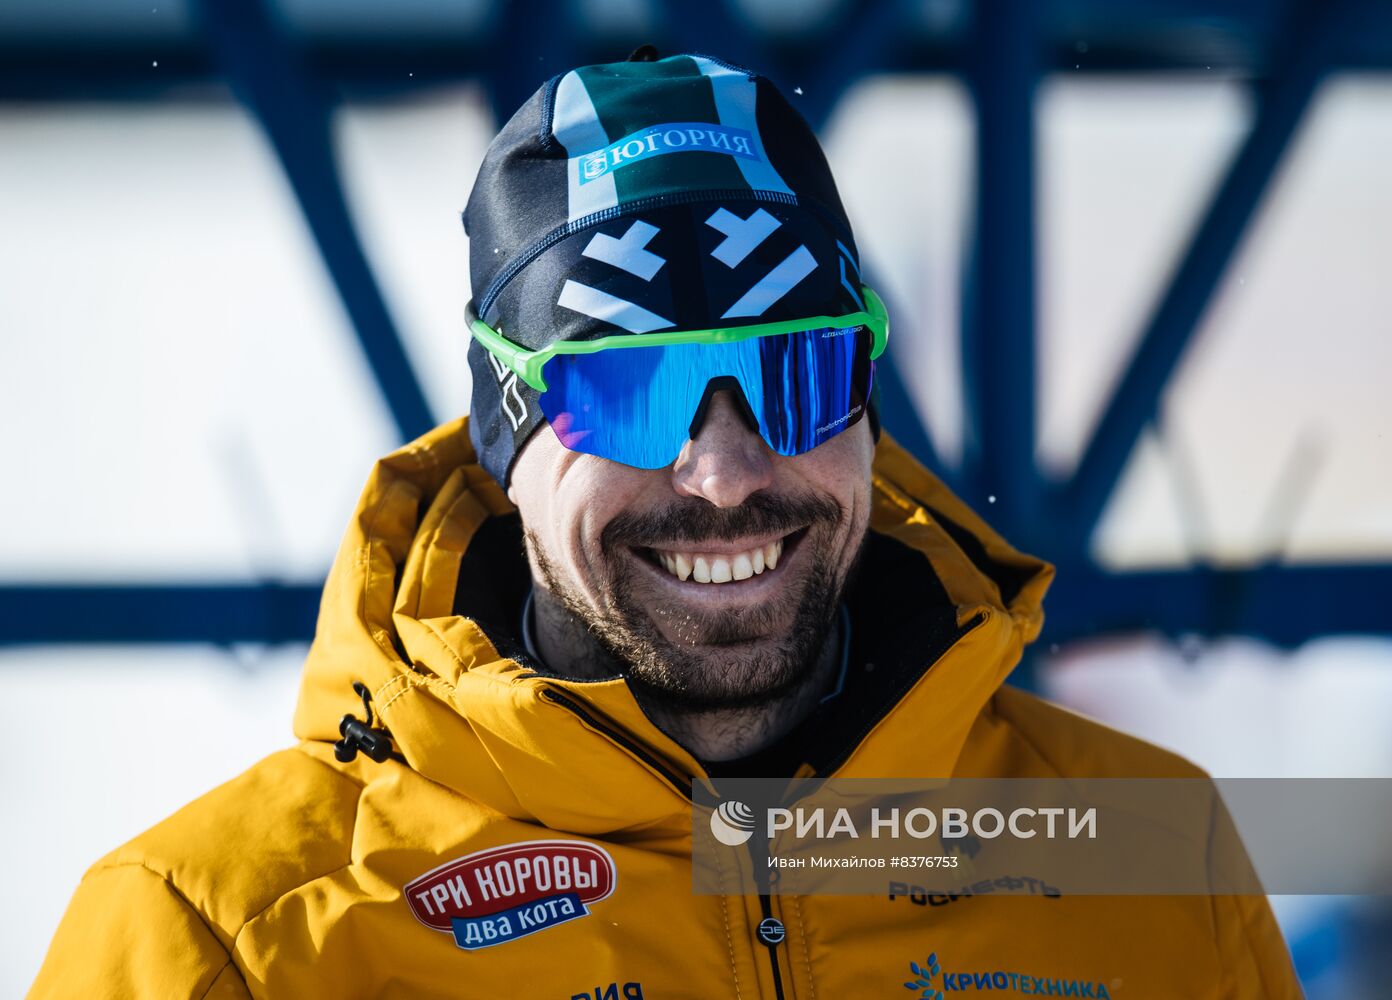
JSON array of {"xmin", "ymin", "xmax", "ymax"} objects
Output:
[{"xmin": 34, "ymin": 51, "xmax": 1301, "ymax": 998}]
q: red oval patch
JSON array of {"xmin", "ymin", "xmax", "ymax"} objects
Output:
[{"xmin": 404, "ymin": 839, "xmax": 617, "ymax": 931}]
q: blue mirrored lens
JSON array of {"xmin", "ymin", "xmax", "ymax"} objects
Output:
[
  {"xmin": 751, "ymin": 325, "xmax": 871, "ymax": 457},
  {"xmin": 538, "ymin": 326, "xmax": 873, "ymax": 469}
]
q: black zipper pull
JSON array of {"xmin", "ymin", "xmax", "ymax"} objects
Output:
[{"xmin": 334, "ymin": 681, "xmax": 395, "ymax": 763}]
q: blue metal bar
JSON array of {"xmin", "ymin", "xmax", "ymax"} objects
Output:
[
  {"xmin": 195, "ymin": 0, "xmax": 436, "ymax": 443},
  {"xmin": 1041, "ymin": 561, "xmax": 1392, "ymax": 648},
  {"xmin": 0, "ymin": 584, "xmax": 320, "ymax": 646},
  {"xmin": 966, "ymin": 2, "xmax": 1044, "ymax": 696},
  {"xmin": 963, "ymin": 0, "xmax": 1042, "ymax": 547},
  {"xmin": 1055, "ymin": 0, "xmax": 1346, "ymax": 550}
]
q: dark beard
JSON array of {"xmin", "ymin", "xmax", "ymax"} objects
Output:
[{"xmin": 527, "ymin": 490, "xmax": 866, "ymax": 711}]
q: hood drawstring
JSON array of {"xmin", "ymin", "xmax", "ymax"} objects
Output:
[{"xmin": 334, "ymin": 681, "xmax": 397, "ymax": 764}]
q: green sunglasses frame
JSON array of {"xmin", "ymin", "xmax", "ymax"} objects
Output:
[{"xmin": 466, "ymin": 285, "xmax": 890, "ymax": 393}]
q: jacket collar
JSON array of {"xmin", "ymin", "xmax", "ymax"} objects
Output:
[{"xmin": 293, "ymin": 418, "xmax": 1053, "ymax": 835}]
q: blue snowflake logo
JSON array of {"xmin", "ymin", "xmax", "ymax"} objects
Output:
[{"xmin": 903, "ymin": 952, "xmax": 942, "ymax": 1000}]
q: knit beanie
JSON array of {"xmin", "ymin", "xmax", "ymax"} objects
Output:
[{"xmin": 464, "ymin": 50, "xmax": 876, "ymax": 487}]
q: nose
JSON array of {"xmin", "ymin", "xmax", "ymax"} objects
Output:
[{"xmin": 670, "ymin": 389, "xmax": 775, "ymax": 507}]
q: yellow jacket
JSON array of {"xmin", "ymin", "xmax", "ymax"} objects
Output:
[{"xmin": 32, "ymin": 419, "xmax": 1302, "ymax": 999}]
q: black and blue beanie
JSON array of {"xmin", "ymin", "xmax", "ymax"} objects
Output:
[{"xmin": 464, "ymin": 51, "xmax": 876, "ymax": 488}]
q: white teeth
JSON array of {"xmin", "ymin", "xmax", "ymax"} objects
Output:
[
  {"xmin": 732, "ymin": 554, "xmax": 754, "ymax": 581},
  {"xmin": 654, "ymin": 538, "xmax": 787, "ymax": 584}
]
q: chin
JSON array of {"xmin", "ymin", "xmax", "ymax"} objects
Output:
[{"xmin": 625, "ymin": 634, "xmax": 817, "ymax": 711}]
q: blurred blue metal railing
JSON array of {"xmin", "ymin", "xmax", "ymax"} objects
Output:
[{"xmin": 1, "ymin": 0, "xmax": 1390, "ymax": 668}]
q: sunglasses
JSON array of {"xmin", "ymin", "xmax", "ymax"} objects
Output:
[{"xmin": 467, "ymin": 286, "xmax": 889, "ymax": 470}]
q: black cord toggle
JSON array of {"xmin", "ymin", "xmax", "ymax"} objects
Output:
[{"xmin": 334, "ymin": 681, "xmax": 395, "ymax": 763}]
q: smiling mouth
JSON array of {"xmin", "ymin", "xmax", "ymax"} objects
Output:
[{"xmin": 639, "ymin": 529, "xmax": 805, "ymax": 585}]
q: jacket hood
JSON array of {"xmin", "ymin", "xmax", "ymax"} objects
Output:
[{"xmin": 293, "ymin": 418, "xmax": 1053, "ymax": 835}]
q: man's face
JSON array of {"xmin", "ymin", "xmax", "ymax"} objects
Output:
[{"xmin": 508, "ymin": 389, "xmax": 875, "ymax": 711}]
